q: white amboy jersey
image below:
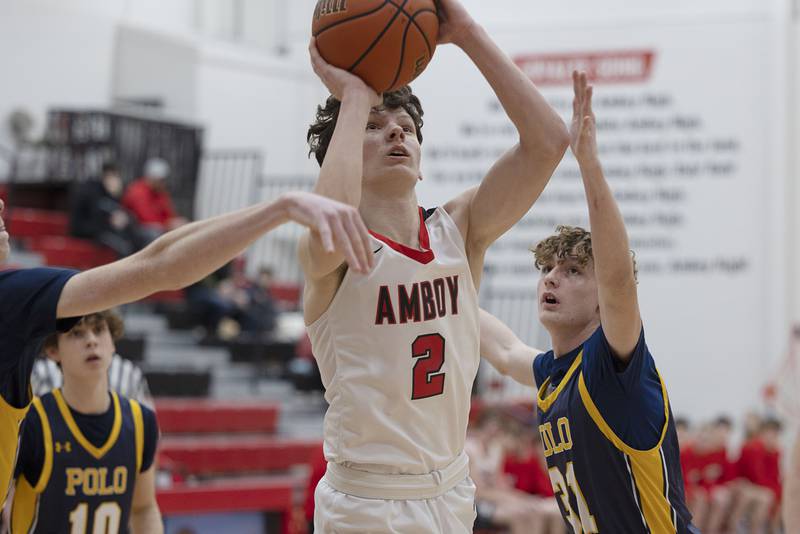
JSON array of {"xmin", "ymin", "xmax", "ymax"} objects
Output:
[{"xmin": 308, "ymin": 207, "xmax": 480, "ymax": 475}]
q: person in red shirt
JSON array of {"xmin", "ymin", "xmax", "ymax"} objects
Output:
[
  {"xmin": 502, "ymin": 423, "xmax": 554, "ymax": 499},
  {"xmin": 731, "ymin": 416, "xmax": 777, "ymax": 533},
  {"xmin": 692, "ymin": 417, "xmax": 737, "ymax": 532},
  {"xmin": 676, "ymin": 418, "xmax": 710, "ymax": 529},
  {"xmin": 122, "ymin": 158, "xmax": 188, "ymax": 237}
]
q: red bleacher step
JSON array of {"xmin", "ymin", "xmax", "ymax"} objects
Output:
[
  {"xmin": 155, "ymin": 399, "xmax": 280, "ymax": 434},
  {"xmin": 159, "ymin": 437, "xmax": 320, "ymax": 475},
  {"xmin": 156, "ymin": 476, "xmax": 296, "ymax": 515},
  {"xmin": 5, "ymin": 208, "xmax": 68, "ymax": 238}
]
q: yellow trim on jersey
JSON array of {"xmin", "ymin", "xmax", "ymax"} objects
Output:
[
  {"xmin": 130, "ymin": 399, "xmax": 144, "ymax": 474},
  {"xmin": 536, "ymin": 351, "xmax": 583, "ymax": 412},
  {"xmin": 53, "ymin": 389, "xmax": 122, "ymax": 460},
  {"xmin": 10, "ymin": 476, "xmax": 39, "ymax": 534},
  {"xmin": 30, "ymin": 398, "xmax": 53, "ymax": 493},
  {"xmin": 0, "ymin": 391, "xmax": 30, "ymax": 507},
  {"xmin": 577, "ymin": 371, "xmax": 669, "ymax": 454},
  {"xmin": 578, "ymin": 371, "xmax": 676, "ymax": 533}
]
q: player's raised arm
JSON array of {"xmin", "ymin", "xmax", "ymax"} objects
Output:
[
  {"xmin": 479, "ymin": 309, "xmax": 540, "ymax": 388},
  {"xmin": 297, "ymin": 40, "xmax": 382, "ymax": 280},
  {"xmin": 571, "ymin": 71, "xmax": 641, "ymax": 361},
  {"xmin": 438, "ymin": 0, "xmax": 569, "ymax": 256},
  {"xmin": 56, "ymin": 191, "xmax": 371, "ymax": 318}
]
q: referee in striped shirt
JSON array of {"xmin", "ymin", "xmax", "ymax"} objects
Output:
[{"xmin": 30, "ymin": 353, "xmax": 153, "ymax": 409}]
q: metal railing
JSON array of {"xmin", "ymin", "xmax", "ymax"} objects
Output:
[
  {"xmin": 11, "ymin": 110, "xmax": 205, "ymax": 217},
  {"xmin": 195, "ymin": 150, "xmax": 315, "ymax": 282}
]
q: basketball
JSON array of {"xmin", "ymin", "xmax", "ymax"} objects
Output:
[{"xmin": 312, "ymin": 0, "xmax": 439, "ymax": 93}]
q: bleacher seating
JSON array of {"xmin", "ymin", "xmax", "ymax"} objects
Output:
[
  {"xmin": 6, "ymin": 208, "xmax": 68, "ymax": 238},
  {"xmin": 155, "ymin": 398, "xmax": 316, "ymax": 534},
  {"xmin": 156, "ymin": 477, "xmax": 294, "ymax": 531},
  {"xmin": 5, "ymin": 208, "xmax": 117, "ymax": 270},
  {"xmin": 159, "ymin": 436, "xmax": 319, "ymax": 476},
  {"xmin": 155, "ymin": 399, "xmax": 279, "ymax": 434}
]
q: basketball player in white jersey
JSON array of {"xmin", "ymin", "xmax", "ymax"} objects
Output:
[{"xmin": 300, "ymin": 0, "xmax": 569, "ymax": 531}]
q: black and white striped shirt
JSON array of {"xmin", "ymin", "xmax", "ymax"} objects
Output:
[{"xmin": 30, "ymin": 355, "xmax": 153, "ymax": 409}]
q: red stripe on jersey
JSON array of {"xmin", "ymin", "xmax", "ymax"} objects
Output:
[{"xmin": 369, "ymin": 207, "xmax": 435, "ymax": 264}]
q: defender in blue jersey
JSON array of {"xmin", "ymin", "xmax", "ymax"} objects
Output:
[
  {"xmin": 478, "ymin": 73, "xmax": 699, "ymax": 533},
  {"xmin": 11, "ymin": 310, "xmax": 159, "ymax": 533},
  {"xmin": 0, "ymin": 191, "xmax": 373, "ymax": 508}
]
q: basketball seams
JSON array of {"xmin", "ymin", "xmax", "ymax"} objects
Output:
[
  {"xmin": 347, "ymin": 0, "xmax": 411, "ymax": 72},
  {"xmin": 407, "ymin": 9, "xmax": 437, "ymax": 58},
  {"xmin": 386, "ymin": 15, "xmax": 415, "ymax": 92},
  {"xmin": 312, "ymin": 0, "xmax": 392, "ymax": 38},
  {"xmin": 385, "ymin": 0, "xmax": 436, "ymax": 57}
]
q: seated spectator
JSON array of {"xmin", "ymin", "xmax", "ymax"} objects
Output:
[
  {"xmin": 185, "ymin": 262, "xmax": 237, "ymax": 336},
  {"xmin": 122, "ymin": 157, "xmax": 187, "ymax": 238},
  {"xmin": 217, "ymin": 265, "xmax": 278, "ymax": 338},
  {"xmin": 466, "ymin": 409, "xmax": 564, "ymax": 534},
  {"xmin": 675, "ymin": 417, "xmax": 710, "ymax": 529},
  {"xmin": 69, "ymin": 162, "xmax": 150, "ymax": 257},
  {"xmin": 687, "ymin": 416, "xmax": 735, "ymax": 532},
  {"xmin": 735, "ymin": 417, "xmax": 782, "ymax": 532},
  {"xmin": 186, "ymin": 262, "xmax": 279, "ymax": 341}
]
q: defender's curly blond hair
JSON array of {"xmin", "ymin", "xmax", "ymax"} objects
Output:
[{"xmin": 531, "ymin": 225, "xmax": 638, "ymax": 281}]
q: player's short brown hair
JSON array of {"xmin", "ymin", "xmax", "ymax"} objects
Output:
[
  {"xmin": 531, "ymin": 225, "xmax": 638, "ymax": 281},
  {"xmin": 307, "ymin": 86, "xmax": 424, "ymax": 167},
  {"xmin": 42, "ymin": 309, "xmax": 125, "ymax": 354}
]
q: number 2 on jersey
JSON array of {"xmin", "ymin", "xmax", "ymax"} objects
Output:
[{"xmin": 411, "ymin": 334, "xmax": 446, "ymax": 400}]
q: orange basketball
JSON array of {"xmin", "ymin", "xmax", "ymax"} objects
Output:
[{"xmin": 312, "ymin": 0, "xmax": 439, "ymax": 93}]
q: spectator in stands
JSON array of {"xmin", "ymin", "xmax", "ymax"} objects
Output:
[
  {"xmin": 466, "ymin": 409, "xmax": 563, "ymax": 534},
  {"xmin": 691, "ymin": 417, "xmax": 737, "ymax": 532},
  {"xmin": 69, "ymin": 162, "xmax": 150, "ymax": 257},
  {"xmin": 122, "ymin": 158, "xmax": 188, "ymax": 239},
  {"xmin": 218, "ymin": 265, "xmax": 279, "ymax": 338},
  {"xmin": 735, "ymin": 417, "xmax": 783, "ymax": 532},
  {"xmin": 675, "ymin": 418, "xmax": 710, "ymax": 529},
  {"xmin": 733, "ymin": 416, "xmax": 779, "ymax": 532},
  {"xmin": 185, "ymin": 263, "xmax": 236, "ymax": 337}
]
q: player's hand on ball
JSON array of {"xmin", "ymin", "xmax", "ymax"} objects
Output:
[
  {"xmin": 284, "ymin": 191, "xmax": 374, "ymax": 274},
  {"xmin": 569, "ymin": 71, "xmax": 599, "ymax": 166},
  {"xmin": 309, "ymin": 38, "xmax": 382, "ymax": 107},
  {"xmin": 435, "ymin": 0, "xmax": 476, "ymax": 46}
]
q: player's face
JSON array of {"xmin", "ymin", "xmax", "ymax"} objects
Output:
[
  {"xmin": 50, "ymin": 319, "xmax": 115, "ymax": 380},
  {"xmin": 362, "ymin": 107, "xmax": 421, "ymax": 187},
  {"xmin": 537, "ymin": 257, "xmax": 599, "ymax": 331},
  {"xmin": 0, "ymin": 198, "xmax": 8, "ymax": 263}
]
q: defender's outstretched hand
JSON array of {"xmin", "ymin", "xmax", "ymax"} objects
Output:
[
  {"xmin": 285, "ymin": 191, "xmax": 373, "ymax": 274},
  {"xmin": 570, "ymin": 71, "xmax": 599, "ymax": 166},
  {"xmin": 435, "ymin": 0, "xmax": 477, "ymax": 46},
  {"xmin": 309, "ymin": 38, "xmax": 382, "ymax": 106}
]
